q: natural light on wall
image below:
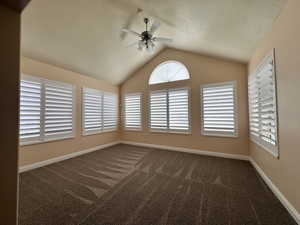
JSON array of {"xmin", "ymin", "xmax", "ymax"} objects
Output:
[{"xmin": 149, "ymin": 61, "xmax": 190, "ymax": 85}]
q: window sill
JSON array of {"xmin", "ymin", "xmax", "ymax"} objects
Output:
[
  {"xmin": 82, "ymin": 129, "xmax": 118, "ymax": 136},
  {"xmin": 20, "ymin": 135, "xmax": 75, "ymax": 147},
  {"xmin": 201, "ymin": 132, "xmax": 238, "ymax": 138},
  {"xmin": 124, "ymin": 128, "xmax": 142, "ymax": 132},
  {"xmin": 149, "ymin": 129, "xmax": 191, "ymax": 135},
  {"xmin": 250, "ymin": 137, "xmax": 279, "ymax": 159}
]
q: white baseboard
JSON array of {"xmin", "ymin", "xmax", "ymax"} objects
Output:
[
  {"xmin": 250, "ymin": 158, "xmax": 300, "ymax": 224},
  {"xmin": 121, "ymin": 141, "xmax": 250, "ymax": 161},
  {"xmin": 19, "ymin": 141, "xmax": 121, "ymax": 173}
]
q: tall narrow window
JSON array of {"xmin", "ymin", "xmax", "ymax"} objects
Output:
[
  {"xmin": 20, "ymin": 75, "xmax": 75, "ymax": 145},
  {"xmin": 248, "ymin": 50, "xmax": 279, "ymax": 157},
  {"xmin": 82, "ymin": 88, "xmax": 102, "ymax": 135},
  {"xmin": 44, "ymin": 80, "xmax": 75, "ymax": 140},
  {"xmin": 150, "ymin": 88, "xmax": 190, "ymax": 133},
  {"xmin": 201, "ymin": 81, "xmax": 237, "ymax": 137},
  {"xmin": 124, "ymin": 93, "xmax": 142, "ymax": 130},
  {"xmin": 20, "ymin": 77, "xmax": 42, "ymax": 143},
  {"xmin": 168, "ymin": 88, "xmax": 189, "ymax": 131},
  {"xmin": 150, "ymin": 90, "xmax": 168, "ymax": 131},
  {"xmin": 82, "ymin": 89, "xmax": 118, "ymax": 134},
  {"xmin": 103, "ymin": 93, "xmax": 118, "ymax": 131}
]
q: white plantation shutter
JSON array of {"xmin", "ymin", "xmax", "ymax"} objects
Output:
[
  {"xmin": 150, "ymin": 90, "xmax": 168, "ymax": 131},
  {"xmin": 19, "ymin": 75, "xmax": 75, "ymax": 145},
  {"xmin": 201, "ymin": 82, "xmax": 237, "ymax": 137},
  {"xmin": 82, "ymin": 88, "xmax": 102, "ymax": 135},
  {"xmin": 248, "ymin": 74, "xmax": 260, "ymax": 137},
  {"xmin": 103, "ymin": 93, "xmax": 118, "ymax": 131},
  {"xmin": 168, "ymin": 88, "xmax": 190, "ymax": 132},
  {"xmin": 20, "ymin": 78, "xmax": 42, "ymax": 143},
  {"xmin": 124, "ymin": 93, "xmax": 141, "ymax": 130},
  {"xmin": 150, "ymin": 88, "xmax": 190, "ymax": 133},
  {"xmin": 44, "ymin": 80, "xmax": 75, "ymax": 139},
  {"xmin": 248, "ymin": 51, "xmax": 279, "ymax": 157}
]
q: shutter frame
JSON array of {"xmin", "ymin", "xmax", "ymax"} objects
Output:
[
  {"xmin": 124, "ymin": 93, "xmax": 142, "ymax": 131},
  {"xmin": 103, "ymin": 92, "xmax": 118, "ymax": 132},
  {"xmin": 20, "ymin": 75, "xmax": 42, "ymax": 145},
  {"xmin": 149, "ymin": 89, "xmax": 168, "ymax": 132},
  {"xmin": 43, "ymin": 79, "xmax": 76, "ymax": 141},
  {"xmin": 82, "ymin": 87, "xmax": 103, "ymax": 136},
  {"xmin": 201, "ymin": 81, "xmax": 238, "ymax": 138},
  {"xmin": 248, "ymin": 49, "xmax": 279, "ymax": 158},
  {"xmin": 20, "ymin": 75, "xmax": 76, "ymax": 146},
  {"xmin": 168, "ymin": 87, "xmax": 191, "ymax": 133},
  {"xmin": 149, "ymin": 88, "xmax": 191, "ymax": 134}
]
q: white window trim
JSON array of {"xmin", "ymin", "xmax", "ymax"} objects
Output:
[
  {"xmin": 20, "ymin": 74, "xmax": 76, "ymax": 146},
  {"xmin": 149, "ymin": 87, "xmax": 191, "ymax": 134},
  {"xmin": 123, "ymin": 92, "xmax": 142, "ymax": 131},
  {"xmin": 200, "ymin": 81, "xmax": 238, "ymax": 138},
  {"xmin": 248, "ymin": 49, "xmax": 279, "ymax": 158}
]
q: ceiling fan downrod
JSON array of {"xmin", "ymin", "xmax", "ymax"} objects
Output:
[{"xmin": 143, "ymin": 18, "xmax": 150, "ymax": 49}]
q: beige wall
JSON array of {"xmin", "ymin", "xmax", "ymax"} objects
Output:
[
  {"xmin": 19, "ymin": 57, "xmax": 120, "ymax": 166},
  {"xmin": 0, "ymin": 5, "xmax": 20, "ymax": 225},
  {"xmin": 120, "ymin": 48, "xmax": 249, "ymax": 156},
  {"xmin": 248, "ymin": 0, "xmax": 300, "ymax": 214}
]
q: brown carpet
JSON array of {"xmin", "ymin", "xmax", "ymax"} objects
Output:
[{"xmin": 19, "ymin": 144, "xmax": 297, "ymax": 225}]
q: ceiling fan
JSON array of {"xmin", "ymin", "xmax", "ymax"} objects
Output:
[{"xmin": 122, "ymin": 17, "xmax": 173, "ymax": 52}]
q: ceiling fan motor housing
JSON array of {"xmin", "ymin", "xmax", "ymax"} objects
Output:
[{"xmin": 141, "ymin": 31, "xmax": 152, "ymax": 42}]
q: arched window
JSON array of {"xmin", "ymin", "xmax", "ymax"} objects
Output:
[{"xmin": 149, "ymin": 61, "xmax": 190, "ymax": 85}]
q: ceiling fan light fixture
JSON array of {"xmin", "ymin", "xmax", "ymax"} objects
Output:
[{"xmin": 123, "ymin": 17, "xmax": 173, "ymax": 52}]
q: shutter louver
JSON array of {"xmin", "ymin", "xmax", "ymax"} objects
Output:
[
  {"xmin": 44, "ymin": 81, "xmax": 75, "ymax": 139},
  {"xmin": 83, "ymin": 88, "xmax": 102, "ymax": 135},
  {"xmin": 201, "ymin": 82, "xmax": 237, "ymax": 137},
  {"xmin": 248, "ymin": 51, "xmax": 278, "ymax": 157},
  {"xmin": 150, "ymin": 90, "xmax": 168, "ymax": 131},
  {"xmin": 20, "ymin": 79, "xmax": 42, "ymax": 142},
  {"xmin": 103, "ymin": 93, "xmax": 118, "ymax": 131},
  {"xmin": 169, "ymin": 89, "xmax": 190, "ymax": 132},
  {"xmin": 124, "ymin": 93, "xmax": 141, "ymax": 130}
]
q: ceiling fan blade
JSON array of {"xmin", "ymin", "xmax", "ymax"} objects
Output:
[
  {"xmin": 138, "ymin": 40, "xmax": 144, "ymax": 51},
  {"xmin": 153, "ymin": 37, "xmax": 173, "ymax": 43},
  {"xmin": 122, "ymin": 28, "xmax": 141, "ymax": 37},
  {"xmin": 146, "ymin": 47, "xmax": 154, "ymax": 53},
  {"xmin": 120, "ymin": 8, "xmax": 143, "ymax": 40},
  {"xmin": 126, "ymin": 41, "xmax": 139, "ymax": 48},
  {"xmin": 149, "ymin": 20, "xmax": 161, "ymax": 35},
  {"xmin": 149, "ymin": 40, "xmax": 155, "ymax": 48}
]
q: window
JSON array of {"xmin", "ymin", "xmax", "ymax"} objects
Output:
[
  {"xmin": 150, "ymin": 88, "xmax": 190, "ymax": 133},
  {"xmin": 149, "ymin": 61, "xmax": 190, "ymax": 85},
  {"xmin": 20, "ymin": 77, "xmax": 42, "ymax": 142},
  {"xmin": 82, "ymin": 88, "xmax": 102, "ymax": 135},
  {"xmin": 248, "ymin": 50, "xmax": 279, "ymax": 157},
  {"xmin": 82, "ymin": 88, "xmax": 118, "ymax": 135},
  {"xmin": 201, "ymin": 81, "xmax": 238, "ymax": 137},
  {"xmin": 20, "ymin": 75, "xmax": 75, "ymax": 145},
  {"xmin": 124, "ymin": 93, "xmax": 142, "ymax": 130},
  {"xmin": 150, "ymin": 90, "xmax": 168, "ymax": 131},
  {"xmin": 103, "ymin": 92, "xmax": 118, "ymax": 131}
]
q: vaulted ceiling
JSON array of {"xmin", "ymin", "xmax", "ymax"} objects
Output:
[{"xmin": 21, "ymin": 0, "xmax": 286, "ymax": 85}]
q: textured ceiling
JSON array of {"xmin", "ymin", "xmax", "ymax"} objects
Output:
[{"xmin": 21, "ymin": 0, "xmax": 286, "ymax": 85}]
